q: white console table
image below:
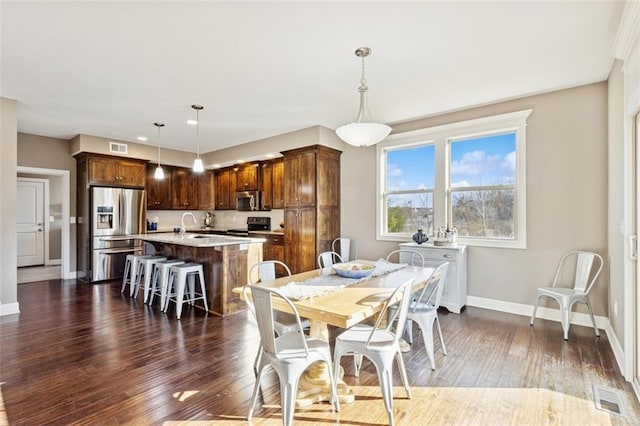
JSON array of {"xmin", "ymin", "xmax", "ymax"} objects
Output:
[{"xmin": 398, "ymin": 242, "xmax": 467, "ymax": 313}]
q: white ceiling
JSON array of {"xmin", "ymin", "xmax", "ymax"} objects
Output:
[{"xmin": 1, "ymin": 1, "xmax": 624, "ymax": 154}]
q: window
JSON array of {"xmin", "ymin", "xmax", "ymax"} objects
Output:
[{"xmin": 377, "ymin": 109, "xmax": 531, "ymax": 249}]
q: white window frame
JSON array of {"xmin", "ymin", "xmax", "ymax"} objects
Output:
[{"xmin": 377, "ymin": 109, "xmax": 532, "ymax": 249}]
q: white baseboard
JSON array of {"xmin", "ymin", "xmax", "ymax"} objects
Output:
[
  {"xmin": 466, "ymin": 296, "xmax": 625, "ymax": 375},
  {"xmin": 467, "ymin": 295, "xmax": 609, "ymax": 329},
  {"xmin": 0, "ymin": 302, "xmax": 20, "ymax": 316},
  {"xmin": 46, "ymin": 259, "xmax": 62, "ymax": 266}
]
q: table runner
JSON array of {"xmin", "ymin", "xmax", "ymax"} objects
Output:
[{"xmin": 278, "ymin": 259, "xmax": 407, "ymax": 300}]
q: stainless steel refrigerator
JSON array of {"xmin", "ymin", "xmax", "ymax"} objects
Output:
[{"xmin": 90, "ymin": 187, "xmax": 145, "ymax": 282}]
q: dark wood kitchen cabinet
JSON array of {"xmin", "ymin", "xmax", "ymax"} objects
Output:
[
  {"xmin": 236, "ymin": 162, "xmax": 260, "ymax": 191},
  {"xmin": 214, "ymin": 167, "xmax": 237, "ymax": 210},
  {"xmin": 83, "ymin": 154, "xmax": 147, "ymax": 188},
  {"xmin": 171, "ymin": 168, "xmax": 198, "ymax": 209},
  {"xmin": 197, "ymin": 170, "xmax": 215, "ymax": 210},
  {"xmin": 272, "ymin": 158, "xmax": 285, "ymax": 209},
  {"xmin": 282, "ymin": 145, "xmax": 341, "ymax": 274},
  {"xmin": 146, "ymin": 164, "xmax": 172, "ymax": 209}
]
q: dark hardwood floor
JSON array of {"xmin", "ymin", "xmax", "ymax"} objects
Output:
[{"xmin": 1, "ymin": 278, "xmax": 639, "ymax": 425}]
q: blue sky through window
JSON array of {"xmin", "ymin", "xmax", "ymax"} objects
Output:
[{"xmin": 386, "ymin": 132, "xmax": 516, "ymax": 191}]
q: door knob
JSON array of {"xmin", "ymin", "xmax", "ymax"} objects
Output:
[{"xmin": 38, "ymin": 229, "xmax": 43, "ymax": 232}]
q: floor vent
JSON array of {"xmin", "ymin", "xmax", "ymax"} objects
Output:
[
  {"xmin": 593, "ymin": 385, "xmax": 626, "ymax": 416},
  {"xmin": 109, "ymin": 142, "xmax": 128, "ymax": 154}
]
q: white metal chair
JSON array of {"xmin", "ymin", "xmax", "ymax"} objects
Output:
[
  {"xmin": 247, "ymin": 260, "xmax": 310, "ymax": 373},
  {"xmin": 333, "ymin": 279, "xmax": 414, "ymax": 426},
  {"xmin": 386, "ymin": 249, "xmax": 425, "ymax": 267},
  {"xmin": 530, "ymin": 250, "xmax": 604, "ymax": 340},
  {"xmin": 317, "ymin": 251, "xmax": 344, "ymax": 268},
  {"xmin": 332, "ymin": 237, "xmax": 357, "ymax": 262},
  {"xmin": 244, "ymin": 285, "xmax": 339, "ymax": 426},
  {"xmin": 405, "ymin": 262, "xmax": 449, "ymax": 370}
]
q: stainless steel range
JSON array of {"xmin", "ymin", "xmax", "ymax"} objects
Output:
[{"xmin": 226, "ymin": 216, "xmax": 271, "ymax": 236}]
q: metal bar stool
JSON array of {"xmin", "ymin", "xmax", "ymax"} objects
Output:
[
  {"xmin": 148, "ymin": 259, "xmax": 185, "ymax": 307},
  {"xmin": 134, "ymin": 255, "xmax": 167, "ymax": 302},
  {"xmin": 121, "ymin": 254, "xmax": 153, "ymax": 296},
  {"xmin": 164, "ymin": 263, "xmax": 208, "ymax": 319}
]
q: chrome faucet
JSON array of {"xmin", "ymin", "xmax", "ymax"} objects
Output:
[{"xmin": 180, "ymin": 212, "xmax": 197, "ymax": 235}]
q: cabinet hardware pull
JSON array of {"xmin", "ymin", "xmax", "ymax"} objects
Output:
[{"xmin": 443, "ymin": 254, "xmax": 453, "ymax": 258}]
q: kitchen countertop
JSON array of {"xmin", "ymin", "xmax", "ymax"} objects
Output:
[
  {"xmin": 249, "ymin": 230, "xmax": 285, "ymax": 236},
  {"xmin": 133, "ymin": 232, "xmax": 266, "ymax": 247}
]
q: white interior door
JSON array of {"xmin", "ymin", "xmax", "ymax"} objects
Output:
[
  {"xmin": 17, "ymin": 179, "xmax": 45, "ymax": 267},
  {"xmin": 635, "ymin": 112, "xmax": 639, "ymax": 390}
]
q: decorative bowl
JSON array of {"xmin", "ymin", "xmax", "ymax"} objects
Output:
[{"xmin": 332, "ymin": 262, "xmax": 375, "ymax": 279}]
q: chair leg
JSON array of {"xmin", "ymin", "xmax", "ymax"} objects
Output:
[
  {"xmin": 280, "ymin": 374, "xmax": 300, "ymax": 426},
  {"xmin": 376, "ymin": 364, "xmax": 395, "ymax": 426},
  {"xmin": 435, "ymin": 316, "xmax": 447, "ymax": 356},
  {"xmin": 121, "ymin": 258, "xmax": 131, "ymax": 293},
  {"xmin": 584, "ymin": 298, "xmax": 600, "ymax": 337},
  {"xmin": 253, "ymin": 346, "xmax": 263, "ymax": 376},
  {"xmin": 530, "ymin": 296, "xmax": 541, "ymax": 326},
  {"xmin": 405, "ymin": 319, "xmax": 414, "ymax": 344},
  {"xmin": 198, "ymin": 269, "xmax": 208, "ymax": 310},
  {"xmin": 325, "ymin": 358, "xmax": 340, "ymax": 413},
  {"xmin": 561, "ymin": 302, "xmax": 571, "ymax": 341},
  {"xmin": 395, "ymin": 351, "xmax": 412, "ymax": 399},
  {"xmin": 247, "ymin": 366, "xmax": 264, "ymax": 421},
  {"xmin": 416, "ymin": 316, "xmax": 436, "ymax": 370},
  {"xmin": 353, "ymin": 353, "xmax": 363, "ymax": 377}
]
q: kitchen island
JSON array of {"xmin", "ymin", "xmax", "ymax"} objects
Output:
[{"xmin": 133, "ymin": 232, "xmax": 265, "ymax": 316}]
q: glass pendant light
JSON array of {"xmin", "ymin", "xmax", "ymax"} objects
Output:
[
  {"xmin": 153, "ymin": 122, "xmax": 165, "ymax": 180},
  {"xmin": 191, "ymin": 104, "xmax": 204, "ymax": 172},
  {"xmin": 336, "ymin": 47, "xmax": 391, "ymax": 147}
]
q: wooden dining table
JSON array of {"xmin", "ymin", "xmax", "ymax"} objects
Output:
[{"xmin": 233, "ymin": 260, "xmax": 436, "ymax": 407}]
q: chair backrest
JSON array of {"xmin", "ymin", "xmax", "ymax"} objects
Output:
[
  {"xmin": 318, "ymin": 251, "xmax": 344, "ymax": 268},
  {"xmin": 332, "ymin": 237, "xmax": 357, "ymax": 262},
  {"xmin": 386, "ymin": 249, "xmax": 425, "ymax": 267},
  {"xmin": 367, "ymin": 279, "xmax": 414, "ymax": 349},
  {"xmin": 243, "ymin": 285, "xmax": 309, "ymax": 359},
  {"xmin": 249, "ymin": 260, "xmax": 292, "ymax": 284},
  {"xmin": 553, "ymin": 250, "xmax": 603, "ymax": 294},
  {"xmin": 412, "ymin": 262, "xmax": 449, "ymax": 312}
]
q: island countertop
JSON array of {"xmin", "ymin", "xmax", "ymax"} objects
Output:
[{"xmin": 132, "ymin": 232, "xmax": 266, "ymax": 248}]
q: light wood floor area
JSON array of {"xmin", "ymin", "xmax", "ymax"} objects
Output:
[{"xmin": 1, "ymin": 279, "xmax": 639, "ymax": 425}]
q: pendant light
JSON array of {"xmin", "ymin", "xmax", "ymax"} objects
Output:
[
  {"xmin": 153, "ymin": 122, "xmax": 165, "ymax": 180},
  {"xmin": 191, "ymin": 104, "xmax": 204, "ymax": 172},
  {"xmin": 336, "ymin": 47, "xmax": 391, "ymax": 147}
]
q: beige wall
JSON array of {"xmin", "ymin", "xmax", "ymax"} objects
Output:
[
  {"xmin": 17, "ymin": 133, "xmax": 78, "ymax": 269},
  {"xmin": 1, "ymin": 98, "xmax": 18, "ymax": 313}
]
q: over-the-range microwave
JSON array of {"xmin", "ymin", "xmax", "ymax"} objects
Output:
[{"xmin": 236, "ymin": 190, "xmax": 262, "ymax": 211}]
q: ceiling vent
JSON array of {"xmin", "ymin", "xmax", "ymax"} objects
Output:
[{"xmin": 109, "ymin": 142, "xmax": 128, "ymax": 154}]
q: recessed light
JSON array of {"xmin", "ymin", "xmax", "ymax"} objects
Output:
[
  {"xmin": 265, "ymin": 153, "xmax": 274, "ymax": 158},
  {"xmin": 212, "ymin": 164, "xmax": 221, "ymax": 168},
  {"xmin": 136, "ymin": 136, "xmax": 148, "ymax": 141},
  {"xmin": 186, "ymin": 119, "xmax": 198, "ymax": 125},
  {"xmin": 237, "ymin": 159, "xmax": 245, "ymax": 164}
]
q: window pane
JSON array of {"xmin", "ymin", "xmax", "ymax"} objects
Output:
[
  {"xmin": 450, "ymin": 133, "xmax": 516, "ymax": 187},
  {"xmin": 386, "ymin": 145, "xmax": 435, "ymax": 191},
  {"xmin": 386, "ymin": 193, "xmax": 433, "ymax": 234},
  {"xmin": 451, "ymin": 189, "xmax": 514, "ymax": 238}
]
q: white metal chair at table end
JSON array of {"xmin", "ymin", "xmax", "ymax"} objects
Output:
[
  {"xmin": 332, "ymin": 237, "xmax": 357, "ymax": 262},
  {"xmin": 247, "ymin": 260, "xmax": 310, "ymax": 373},
  {"xmin": 244, "ymin": 285, "xmax": 340, "ymax": 426},
  {"xmin": 406, "ymin": 262, "xmax": 449, "ymax": 370},
  {"xmin": 317, "ymin": 251, "xmax": 344, "ymax": 268},
  {"xmin": 385, "ymin": 249, "xmax": 425, "ymax": 267},
  {"xmin": 333, "ymin": 279, "xmax": 414, "ymax": 426},
  {"xmin": 530, "ymin": 250, "xmax": 604, "ymax": 340}
]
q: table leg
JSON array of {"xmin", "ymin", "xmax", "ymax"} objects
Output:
[{"xmin": 295, "ymin": 319, "xmax": 355, "ymax": 407}]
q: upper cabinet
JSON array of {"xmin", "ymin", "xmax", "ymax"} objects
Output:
[
  {"xmin": 272, "ymin": 158, "xmax": 284, "ymax": 209},
  {"xmin": 214, "ymin": 167, "xmax": 235, "ymax": 210},
  {"xmin": 84, "ymin": 154, "xmax": 147, "ymax": 188},
  {"xmin": 284, "ymin": 150, "xmax": 316, "ymax": 207},
  {"xmin": 236, "ymin": 162, "xmax": 260, "ymax": 191},
  {"xmin": 171, "ymin": 168, "xmax": 199, "ymax": 210},
  {"xmin": 146, "ymin": 164, "xmax": 172, "ymax": 209},
  {"xmin": 260, "ymin": 162, "xmax": 273, "ymax": 210},
  {"xmin": 197, "ymin": 170, "xmax": 215, "ymax": 210}
]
